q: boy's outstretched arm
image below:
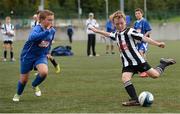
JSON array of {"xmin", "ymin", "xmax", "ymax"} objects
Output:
[
  {"xmin": 89, "ymin": 27, "xmax": 110, "ymax": 37},
  {"xmin": 142, "ymin": 36, "xmax": 165, "ymax": 48}
]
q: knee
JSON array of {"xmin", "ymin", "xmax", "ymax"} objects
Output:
[
  {"xmin": 152, "ymin": 75, "xmax": 159, "ymax": 79},
  {"xmin": 39, "ymin": 70, "xmax": 48, "ymax": 77},
  {"xmin": 122, "ymin": 76, "xmax": 130, "ymax": 83},
  {"xmin": 20, "ymin": 78, "xmax": 28, "ymax": 84},
  {"xmin": 150, "ymin": 73, "xmax": 160, "ymax": 79}
]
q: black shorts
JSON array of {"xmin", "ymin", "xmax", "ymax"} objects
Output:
[
  {"xmin": 3, "ymin": 40, "xmax": 13, "ymax": 44},
  {"xmin": 122, "ymin": 62, "xmax": 152, "ymax": 74}
]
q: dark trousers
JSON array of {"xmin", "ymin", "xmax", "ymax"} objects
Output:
[
  {"xmin": 68, "ymin": 33, "xmax": 72, "ymax": 43},
  {"xmin": 87, "ymin": 34, "xmax": 96, "ymax": 56}
]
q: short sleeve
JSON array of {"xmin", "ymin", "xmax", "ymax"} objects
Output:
[
  {"xmin": 144, "ymin": 21, "xmax": 152, "ymax": 32},
  {"xmin": 109, "ymin": 32, "xmax": 116, "ymax": 41},
  {"xmin": 131, "ymin": 29, "xmax": 144, "ymax": 41}
]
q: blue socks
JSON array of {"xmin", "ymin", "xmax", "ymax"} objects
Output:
[
  {"xmin": 32, "ymin": 74, "xmax": 46, "ymax": 87},
  {"xmin": 17, "ymin": 81, "xmax": 26, "ymax": 95},
  {"xmin": 16, "ymin": 74, "xmax": 46, "ymax": 95}
]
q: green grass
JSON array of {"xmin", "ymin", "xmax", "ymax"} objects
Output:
[
  {"xmin": 168, "ymin": 16, "xmax": 180, "ymax": 22},
  {"xmin": 0, "ymin": 40, "xmax": 180, "ymax": 113}
]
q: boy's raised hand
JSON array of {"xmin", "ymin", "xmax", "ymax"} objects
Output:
[
  {"xmin": 158, "ymin": 42, "xmax": 165, "ymax": 48},
  {"xmin": 88, "ymin": 25, "xmax": 98, "ymax": 33},
  {"xmin": 47, "ymin": 23, "xmax": 53, "ymax": 29}
]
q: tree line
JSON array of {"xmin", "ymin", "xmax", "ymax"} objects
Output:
[{"xmin": 0, "ymin": 0, "xmax": 179, "ymax": 20}]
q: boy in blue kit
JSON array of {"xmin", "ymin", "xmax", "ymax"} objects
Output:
[
  {"xmin": 134, "ymin": 8, "xmax": 152, "ymax": 77},
  {"xmin": 13, "ymin": 10, "xmax": 55, "ymax": 102},
  {"xmin": 32, "ymin": 10, "xmax": 60, "ymax": 74},
  {"xmin": 105, "ymin": 17, "xmax": 116, "ymax": 54}
]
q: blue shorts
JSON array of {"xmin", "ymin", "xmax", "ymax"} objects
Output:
[
  {"xmin": 20, "ymin": 56, "xmax": 48, "ymax": 74},
  {"xmin": 136, "ymin": 42, "xmax": 148, "ymax": 53}
]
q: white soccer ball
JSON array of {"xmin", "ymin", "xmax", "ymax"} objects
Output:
[{"xmin": 138, "ymin": 91, "xmax": 154, "ymax": 107}]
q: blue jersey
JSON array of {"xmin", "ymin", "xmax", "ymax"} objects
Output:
[
  {"xmin": 20, "ymin": 25, "xmax": 56, "ymax": 60},
  {"xmin": 134, "ymin": 18, "xmax": 151, "ymax": 35},
  {"xmin": 134, "ymin": 18, "xmax": 151, "ymax": 52},
  {"xmin": 106, "ymin": 20, "xmax": 115, "ymax": 32}
]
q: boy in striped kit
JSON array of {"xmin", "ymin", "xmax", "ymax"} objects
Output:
[
  {"xmin": 1, "ymin": 16, "xmax": 15, "ymax": 61},
  {"xmin": 89, "ymin": 10, "xmax": 176, "ymax": 106},
  {"xmin": 86, "ymin": 12, "xmax": 99, "ymax": 57}
]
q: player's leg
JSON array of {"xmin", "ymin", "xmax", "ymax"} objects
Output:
[
  {"xmin": 32, "ymin": 63, "xmax": 48, "ymax": 97},
  {"xmin": 32, "ymin": 57, "xmax": 48, "ymax": 96},
  {"xmin": 105, "ymin": 38, "xmax": 110, "ymax": 54},
  {"xmin": 122, "ymin": 72, "xmax": 140, "ymax": 106},
  {"xmin": 139, "ymin": 50, "xmax": 146, "ymax": 59},
  {"xmin": 9, "ymin": 42, "xmax": 15, "ymax": 61},
  {"xmin": 47, "ymin": 54, "xmax": 60, "ymax": 73},
  {"xmin": 91, "ymin": 34, "xmax": 98, "ymax": 56},
  {"xmin": 69, "ymin": 34, "xmax": 72, "ymax": 43},
  {"xmin": 13, "ymin": 60, "xmax": 33, "ymax": 102},
  {"xmin": 87, "ymin": 34, "xmax": 91, "ymax": 56},
  {"xmin": 138, "ymin": 43, "xmax": 148, "ymax": 77},
  {"xmin": 106, "ymin": 44, "xmax": 109, "ymax": 54},
  {"xmin": 3, "ymin": 42, "xmax": 8, "ymax": 61},
  {"xmin": 13, "ymin": 73, "xmax": 30, "ymax": 102},
  {"xmin": 110, "ymin": 39, "xmax": 115, "ymax": 54},
  {"xmin": 146, "ymin": 58, "xmax": 176, "ymax": 78}
]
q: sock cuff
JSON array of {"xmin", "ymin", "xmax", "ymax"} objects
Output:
[
  {"xmin": 18, "ymin": 80, "xmax": 26, "ymax": 85},
  {"xmin": 124, "ymin": 80, "xmax": 132, "ymax": 87},
  {"xmin": 155, "ymin": 67, "xmax": 163, "ymax": 74},
  {"xmin": 37, "ymin": 74, "xmax": 46, "ymax": 79}
]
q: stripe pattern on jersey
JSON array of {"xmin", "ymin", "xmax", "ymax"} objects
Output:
[{"xmin": 110, "ymin": 28, "xmax": 145, "ymax": 67}]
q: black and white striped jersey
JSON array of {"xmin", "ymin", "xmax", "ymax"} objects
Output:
[{"xmin": 109, "ymin": 27, "xmax": 146, "ymax": 67}]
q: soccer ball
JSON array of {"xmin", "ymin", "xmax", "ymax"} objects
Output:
[{"xmin": 138, "ymin": 91, "xmax": 154, "ymax": 107}]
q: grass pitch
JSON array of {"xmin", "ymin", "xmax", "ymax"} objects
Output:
[{"xmin": 0, "ymin": 40, "xmax": 180, "ymax": 113}]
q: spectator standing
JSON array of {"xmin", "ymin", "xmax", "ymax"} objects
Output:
[
  {"xmin": 85, "ymin": 12, "xmax": 99, "ymax": 57},
  {"xmin": 1, "ymin": 16, "xmax": 15, "ymax": 61},
  {"xmin": 67, "ymin": 25, "xmax": 74, "ymax": 44}
]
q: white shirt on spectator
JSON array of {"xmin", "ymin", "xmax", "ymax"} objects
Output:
[
  {"xmin": 1, "ymin": 24, "xmax": 15, "ymax": 41},
  {"xmin": 86, "ymin": 18, "xmax": 99, "ymax": 34}
]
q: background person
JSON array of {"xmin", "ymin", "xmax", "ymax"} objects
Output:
[
  {"xmin": 67, "ymin": 25, "xmax": 74, "ymax": 44},
  {"xmin": 1, "ymin": 16, "xmax": 15, "ymax": 61},
  {"xmin": 134, "ymin": 8, "xmax": 152, "ymax": 77},
  {"xmin": 86, "ymin": 12, "xmax": 99, "ymax": 57},
  {"xmin": 105, "ymin": 17, "xmax": 116, "ymax": 54}
]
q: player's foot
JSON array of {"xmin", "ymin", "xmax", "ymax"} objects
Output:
[
  {"xmin": 122, "ymin": 99, "xmax": 140, "ymax": 106},
  {"xmin": 33, "ymin": 86, "xmax": 41, "ymax": 97},
  {"xmin": 139, "ymin": 72, "xmax": 149, "ymax": 78},
  {"xmin": 55, "ymin": 64, "xmax": 61, "ymax": 73},
  {"xmin": 11, "ymin": 58, "xmax": 16, "ymax": 62},
  {"xmin": 3, "ymin": 58, "xmax": 7, "ymax": 62},
  {"xmin": 160, "ymin": 58, "xmax": 176, "ymax": 66},
  {"xmin": 95, "ymin": 54, "xmax": 100, "ymax": 57},
  {"xmin": 12, "ymin": 94, "xmax": 20, "ymax": 102},
  {"xmin": 34, "ymin": 72, "xmax": 38, "ymax": 76},
  {"xmin": 88, "ymin": 54, "xmax": 93, "ymax": 57}
]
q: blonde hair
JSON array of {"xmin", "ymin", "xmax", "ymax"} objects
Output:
[{"xmin": 110, "ymin": 10, "xmax": 126, "ymax": 23}]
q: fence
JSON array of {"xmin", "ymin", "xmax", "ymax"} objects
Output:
[{"xmin": 0, "ymin": 19, "xmax": 179, "ymax": 41}]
